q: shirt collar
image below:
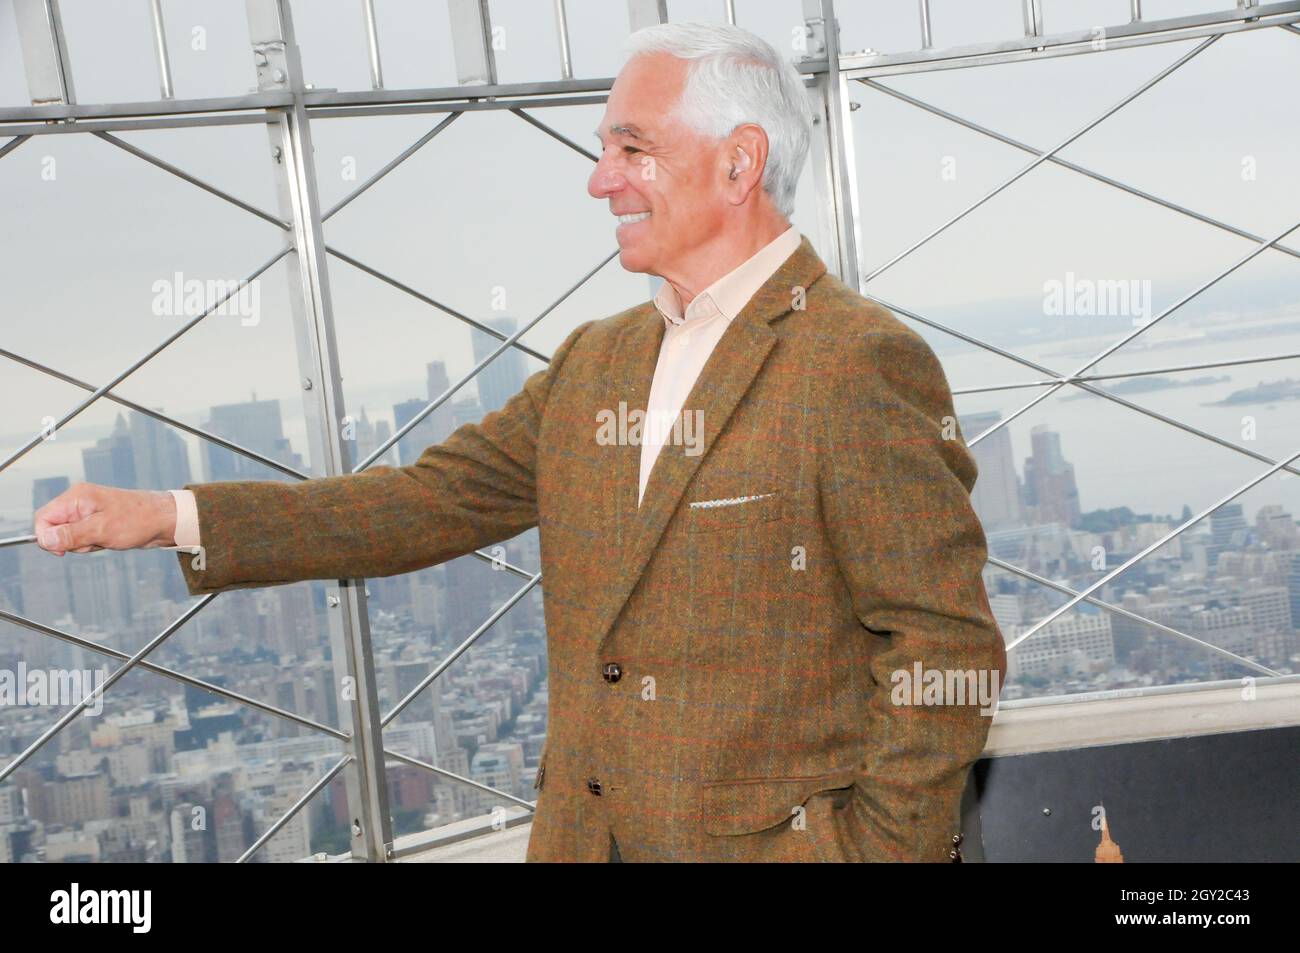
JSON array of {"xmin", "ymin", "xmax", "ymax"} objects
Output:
[{"xmin": 652, "ymin": 226, "xmax": 801, "ymax": 328}]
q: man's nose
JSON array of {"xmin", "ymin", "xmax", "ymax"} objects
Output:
[{"xmin": 587, "ymin": 158, "xmax": 624, "ymax": 199}]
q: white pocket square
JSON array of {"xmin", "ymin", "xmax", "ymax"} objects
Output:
[{"xmin": 688, "ymin": 492, "xmax": 776, "ymax": 510}]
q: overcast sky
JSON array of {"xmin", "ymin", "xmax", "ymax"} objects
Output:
[{"xmin": 1, "ymin": 0, "xmax": 1298, "ymax": 527}]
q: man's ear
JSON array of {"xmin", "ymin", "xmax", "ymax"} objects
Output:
[{"xmin": 725, "ymin": 124, "xmax": 768, "ymax": 201}]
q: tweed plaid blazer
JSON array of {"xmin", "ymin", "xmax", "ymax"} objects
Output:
[{"xmin": 176, "ymin": 236, "xmax": 1006, "ymax": 863}]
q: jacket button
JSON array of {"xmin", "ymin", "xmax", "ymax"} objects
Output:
[
  {"xmin": 952, "ymin": 833, "xmax": 964, "ymax": 846},
  {"xmin": 949, "ymin": 848, "xmax": 963, "ymax": 863},
  {"xmin": 601, "ymin": 662, "xmax": 623, "ymax": 683},
  {"xmin": 586, "ymin": 778, "xmax": 603, "ymax": 796}
]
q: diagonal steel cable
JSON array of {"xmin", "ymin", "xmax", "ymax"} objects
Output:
[
  {"xmin": 316, "ymin": 111, "xmax": 553, "ymax": 363},
  {"xmin": 857, "ymin": 77, "xmax": 1300, "ymax": 263},
  {"xmin": 384, "ymin": 747, "xmax": 537, "ymax": 812},
  {"xmin": 249, "ymin": 569, "xmax": 543, "ymax": 842},
  {"xmin": 95, "ymin": 131, "xmax": 290, "ymax": 230},
  {"xmin": 382, "ymin": 571, "xmax": 541, "ymax": 727},
  {"xmin": 354, "ymin": 249, "xmax": 618, "ymax": 472},
  {"xmin": 0, "ymin": 134, "xmax": 30, "ymax": 160},
  {"xmin": 1009, "ymin": 437, "xmax": 1300, "ymax": 652},
  {"xmin": 984, "ymin": 556, "xmax": 1283, "ymax": 678},
  {"xmin": 510, "ymin": 107, "xmax": 598, "ymax": 162},
  {"xmin": 951, "ymin": 350, "xmax": 1300, "ymax": 396},
  {"xmin": 236, "ymin": 755, "xmax": 351, "ymax": 863},
  {"xmin": 965, "ymin": 216, "xmax": 1300, "ymax": 448},
  {"xmin": 0, "ymin": 606, "xmax": 348, "ymax": 739},
  {"xmin": 859, "ymin": 293, "xmax": 1300, "ymax": 666},
  {"xmin": 324, "ymin": 245, "xmax": 549, "ymax": 363},
  {"xmin": 321, "ymin": 112, "xmax": 461, "ymax": 221},
  {"xmin": 0, "ymin": 247, "xmax": 291, "ymax": 474},
  {"xmin": 860, "ymin": 35, "xmax": 1220, "ymax": 286},
  {"xmin": 0, "ymin": 593, "xmax": 217, "ymax": 784},
  {"xmin": 876, "ymin": 295, "xmax": 1300, "ymax": 479},
  {"xmin": 89, "ymin": 124, "xmax": 548, "ymax": 374},
  {"xmin": 0, "ymin": 345, "xmax": 310, "ymax": 480}
]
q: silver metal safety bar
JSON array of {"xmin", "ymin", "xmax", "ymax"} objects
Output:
[{"xmin": 841, "ymin": 1, "xmax": 1300, "ymax": 77}]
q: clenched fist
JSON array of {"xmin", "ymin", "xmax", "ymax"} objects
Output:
[{"xmin": 34, "ymin": 483, "xmax": 178, "ymax": 556}]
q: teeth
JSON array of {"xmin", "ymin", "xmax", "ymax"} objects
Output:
[{"xmin": 617, "ymin": 212, "xmax": 651, "ymax": 224}]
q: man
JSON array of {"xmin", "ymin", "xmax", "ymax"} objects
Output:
[{"xmin": 34, "ymin": 23, "xmax": 1005, "ymax": 862}]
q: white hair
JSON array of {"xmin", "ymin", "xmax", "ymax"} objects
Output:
[{"xmin": 623, "ymin": 22, "xmax": 811, "ymax": 218}]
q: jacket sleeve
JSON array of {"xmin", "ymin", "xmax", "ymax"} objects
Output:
[
  {"xmin": 175, "ymin": 321, "xmax": 593, "ymax": 595},
  {"xmin": 818, "ymin": 324, "xmax": 1007, "ymax": 862}
]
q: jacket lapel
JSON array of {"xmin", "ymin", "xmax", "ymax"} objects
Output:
[
  {"xmin": 608, "ymin": 306, "xmax": 664, "ymax": 550},
  {"xmin": 591, "ymin": 236, "xmax": 828, "ymax": 648}
]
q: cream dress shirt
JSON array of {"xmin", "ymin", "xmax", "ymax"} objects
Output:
[{"xmin": 637, "ymin": 226, "xmax": 799, "ymax": 504}]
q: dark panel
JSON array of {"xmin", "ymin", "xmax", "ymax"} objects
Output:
[{"xmin": 974, "ymin": 726, "xmax": 1300, "ymax": 862}]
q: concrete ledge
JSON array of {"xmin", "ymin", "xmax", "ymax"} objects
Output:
[
  {"xmin": 396, "ymin": 823, "xmax": 531, "ymax": 863},
  {"xmin": 392, "ymin": 807, "xmax": 532, "ymax": 863},
  {"xmin": 986, "ymin": 676, "xmax": 1300, "ymax": 756}
]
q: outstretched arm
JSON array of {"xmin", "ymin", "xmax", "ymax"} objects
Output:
[{"xmin": 35, "ymin": 321, "xmax": 593, "ymax": 597}]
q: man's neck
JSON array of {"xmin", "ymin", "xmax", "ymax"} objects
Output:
[{"xmin": 663, "ymin": 220, "xmax": 790, "ymax": 307}]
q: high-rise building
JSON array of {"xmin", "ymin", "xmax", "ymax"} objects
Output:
[
  {"xmin": 81, "ymin": 413, "xmax": 138, "ymax": 488},
  {"xmin": 32, "ymin": 476, "xmax": 70, "ymax": 510},
  {"xmin": 201, "ymin": 398, "xmax": 303, "ymax": 481},
  {"xmin": 393, "ymin": 398, "xmax": 439, "ymax": 467},
  {"xmin": 1006, "ymin": 611, "xmax": 1114, "ymax": 679},
  {"xmin": 394, "ymin": 361, "xmax": 459, "ymax": 467},
  {"xmin": 959, "ymin": 411, "xmax": 1024, "ymax": 530},
  {"xmin": 349, "ymin": 406, "xmax": 396, "ymax": 469},
  {"xmin": 1208, "ymin": 503, "xmax": 1248, "ymax": 568},
  {"xmin": 129, "ymin": 410, "xmax": 192, "ymax": 490},
  {"xmin": 471, "ymin": 317, "xmax": 527, "ymax": 416},
  {"xmin": 17, "ymin": 541, "xmax": 72, "ymax": 629},
  {"xmin": 67, "ymin": 552, "xmax": 132, "ymax": 629},
  {"xmin": 1286, "ymin": 553, "xmax": 1300, "ymax": 635},
  {"xmin": 1254, "ymin": 504, "xmax": 1297, "ymax": 549},
  {"xmin": 1023, "ymin": 425, "xmax": 1081, "ymax": 528}
]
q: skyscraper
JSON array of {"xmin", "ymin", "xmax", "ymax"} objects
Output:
[
  {"xmin": 1023, "ymin": 425, "xmax": 1081, "ymax": 528},
  {"xmin": 393, "ymin": 361, "xmax": 457, "ymax": 466},
  {"xmin": 81, "ymin": 414, "xmax": 137, "ymax": 488},
  {"xmin": 393, "ymin": 399, "xmax": 440, "ymax": 468},
  {"xmin": 129, "ymin": 410, "xmax": 192, "ymax": 490},
  {"xmin": 201, "ymin": 398, "xmax": 303, "ymax": 482},
  {"xmin": 350, "ymin": 406, "xmax": 396, "ymax": 470},
  {"xmin": 1208, "ymin": 503, "xmax": 1249, "ymax": 568},
  {"xmin": 959, "ymin": 411, "xmax": 1024, "ymax": 530},
  {"xmin": 32, "ymin": 476, "xmax": 70, "ymax": 510},
  {"xmin": 470, "ymin": 317, "xmax": 527, "ymax": 416}
]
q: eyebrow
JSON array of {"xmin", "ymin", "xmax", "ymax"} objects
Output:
[{"xmin": 594, "ymin": 123, "xmax": 654, "ymax": 145}]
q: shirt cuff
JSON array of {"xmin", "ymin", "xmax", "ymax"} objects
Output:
[{"xmin": 168, "ymin": 489, "xmax": 201, "ymax": 549}]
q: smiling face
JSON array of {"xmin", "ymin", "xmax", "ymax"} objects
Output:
[{"xmin": 588, "ymin": 53, "xmax": 733, "ymax": 279}]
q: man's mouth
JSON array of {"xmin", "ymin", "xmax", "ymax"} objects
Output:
[{"xmin": 616, "ymin": 211, "xmax": 651, "ymax": 225}]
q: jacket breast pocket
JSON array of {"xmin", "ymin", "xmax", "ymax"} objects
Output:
[{"xmin": 686, "ymin": 490, "xmax": 784, "ymax": 533}]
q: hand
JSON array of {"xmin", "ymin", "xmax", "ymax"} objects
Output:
[{"xmin": 34, "ymin": 483, "xmax": 178, "ymax": 556}]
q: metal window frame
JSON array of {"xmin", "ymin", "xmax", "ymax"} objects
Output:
[{"xmin": 1, "ymin": 0, "xmax": 1297, "ymax": 862}]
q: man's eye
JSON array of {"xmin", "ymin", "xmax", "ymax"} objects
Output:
[{"xmin": 623, "ymin": 146, "xmax": 641, "ymax": 155}]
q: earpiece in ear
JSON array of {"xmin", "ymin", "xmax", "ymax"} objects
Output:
[{"xmin": 730, "ymin": 147, "xmax": 751, "ymax": 181}]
